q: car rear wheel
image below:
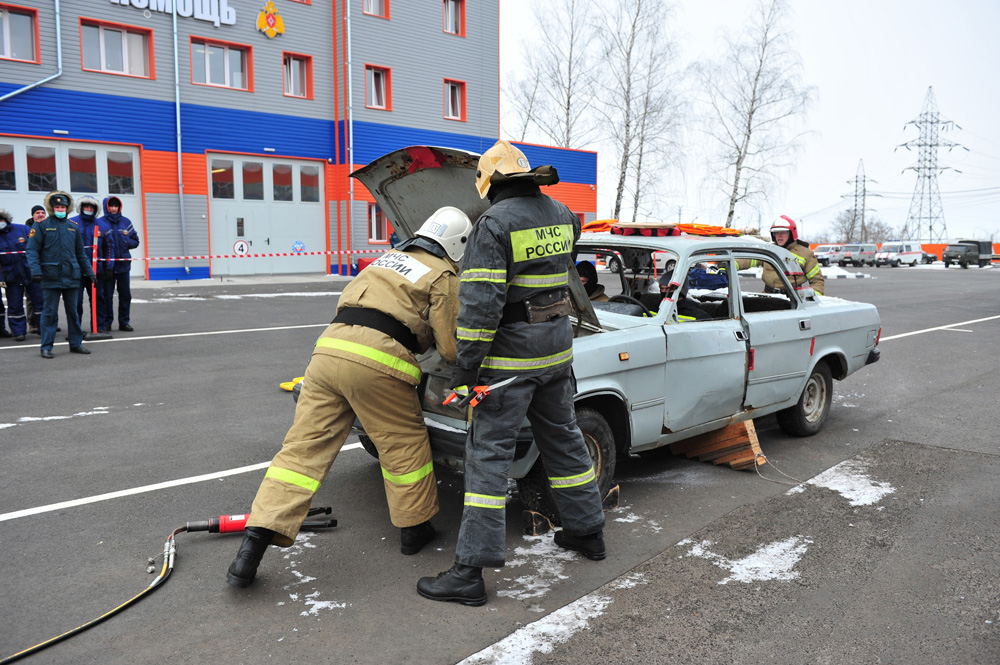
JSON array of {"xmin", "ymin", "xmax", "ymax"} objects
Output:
[
  {"xmin": 776, "ymin": 361, "xmax": 833, "ymax": 437},
  {"xmin": 607, "ymin": 256, "xmax": 623, "ymax": 274},
  {"xmin": 516, "ymin": 407, "xmax": 617, "ymax": 525}
]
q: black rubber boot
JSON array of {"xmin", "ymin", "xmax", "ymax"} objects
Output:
[
  {"xmin": 400, "ymin": 521, "xmax": 435, "ymax": 555},
  {"xmin": 417, "ymin": 564, "xmax": 487, "ymax": 606},
  {"xmin": 226, "ymin": 527, "xmax": 275, "ymax": 588},
  {"xmin": 554, "ymin": 529, "xmax": 607, "ymax": 561}
]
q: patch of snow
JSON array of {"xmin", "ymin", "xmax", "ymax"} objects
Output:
[
  {"xmin": 610, "ymin": 572, "xmax": 648, "ymax": 590},
  {"xmin": 458, "ymin": 594, "xmax": 613, "ymax": 665},
  {"xmin": 498, "ymin": 535, "xmax": 576, "ymax": 601},
  {"xmin": 807, "ymin": 459, "xmax": 895, "ymax": 506},
  {"xmin": 682, "ymin": 536, "xmax": 813, "ymax": 585},
  {"xmin": 279, "ymin": 532, "xmax": 345, "ymax": 615}
]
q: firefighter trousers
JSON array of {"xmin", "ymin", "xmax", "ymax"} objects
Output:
[
  {"xmin": 455, "ymin": 364, "xmax": 606, "ymax": 568},
  {"xmin": 247, "ymin": 353, "xmax": 439, "ymax": 547}
]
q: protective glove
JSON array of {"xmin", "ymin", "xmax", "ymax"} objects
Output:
[
  {"xmin": 85, "ymin": 275, "xmax": 97, "ymax": 288},
  {"xmin": 32, "ymin": 275, "xmax": 41, "ymax": 283}
]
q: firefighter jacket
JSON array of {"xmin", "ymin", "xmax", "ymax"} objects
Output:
[
  {"xmin": 317, "ymin": 246, "xmax": 459, "ymax": 386},
  {"xmin": 738, "ymin": 241, "xmax": 824, "ymax": 296},
  {"xmin": 454, "ymin": 183, "xmax": 581, "ymax": 384}
]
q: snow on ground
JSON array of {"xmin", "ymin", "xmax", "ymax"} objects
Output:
[
  {"xmin": 791, "ymin": 458, "xmax": 896, "ymax": 506},
  {"xmin": 680, "ymin": 535, "xmax": 814, "ymax": 585},
  {"xmin": 278, "ymin": 532, "xmax": 348, "ymax": 617}
]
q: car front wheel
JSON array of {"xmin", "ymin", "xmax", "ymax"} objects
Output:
[
  {"xmin": 607, "ymin": 257, "xmax": 623, "ymax": 274},
  {"xmin": 776, "ymin": 361, "xmax": 833, "ymax": 437},
  {"xmin": 516, "ymin": 407, "xmax": 617, "ymax": 525},
  {"xmin": 359, "ymin": 434, "xmax": 380, "ymax": 459}
]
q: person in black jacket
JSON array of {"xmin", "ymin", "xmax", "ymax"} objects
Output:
[
  {"xmin": 97, "ymin": 196, "xmax": 140, "ymax": 332},
  {"xmin": 25, "ymin": 191, "xmax": 95, "ymax": 358}
]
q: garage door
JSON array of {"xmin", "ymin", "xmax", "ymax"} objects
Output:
[
  {"xmin": 0, "ymin": 139, "xmax": 143, "ymax": 276},
  {"xmin": 208, "ymin": 154, "xmax": 325, "ymax": 276}
]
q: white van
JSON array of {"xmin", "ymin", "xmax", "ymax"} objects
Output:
[{"xmin": 875, "ymin": 242, "xmax": 922, "ymax": 267}]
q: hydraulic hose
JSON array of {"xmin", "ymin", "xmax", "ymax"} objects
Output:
[{"xmin": 0, "ymin": 526, "xmax": 184, "ymax": 665}]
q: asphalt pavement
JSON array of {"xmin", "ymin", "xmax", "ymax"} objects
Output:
[{"xmin": 1, "ymin": 264, "xmax": 998, "ymax": 665}]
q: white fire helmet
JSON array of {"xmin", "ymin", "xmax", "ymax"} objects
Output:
[
  {"xmin": 475, "ymin": 140, "xmax": 531, "ymax": 199},
  {"xmin": 415, "ymin": 206, "xmax": 474, "ymax": 262}
]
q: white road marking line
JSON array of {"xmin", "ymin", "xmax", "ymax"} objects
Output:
[
  {"xmin": 0, "ymin": 323, "xmax": 329, "ymax": 351},
  {"xmin": 880, "ymin": 314, "xmax": 1000, "ymax": 341},
  {"xmin": 0, "ymin": 442, "xmax": 363, "ymax": 522},
  {"xmin": 942, "ymin": 328, "xmax": 974, "ymax": 333}
]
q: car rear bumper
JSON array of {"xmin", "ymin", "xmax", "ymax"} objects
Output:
[{"xmin": 866, "ymin": 348, "xmax": 881, "ymax": 366}]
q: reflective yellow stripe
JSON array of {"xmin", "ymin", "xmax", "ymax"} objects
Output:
[
  {"xmin": 806, "ymin": 265, "xmax": 821, "ymax": 279},
  {"xmin": 382, "ymin": 460, "xmax": 434, "ymax": 485},
  {"xmin": 794, "ymin": 254, "xmax": 807, "ymax": 266},
  {"xmin": 461, "ymin": 268, "xmax": 506, "ymax": 283},
  {"xmin": 678, "ymin": 315, "xmax": 696, "ymax": 321},
  {"xmin": 315, "ymin": 337, "xmax": 421, "ymax": 381},
  {"xmin": 464, "ymin": 492, "xmax": 506, "ymax": 509},
  {"xmin": 457, "ymin": 327, "xmax": 495, "ymax": 342},
  {"xmin": 481, "ymin": 348, "xmax": 573, "ymax": 371},
  {"xmin": 265, "ymin": 466, "xmax": 320, "ymax": 493},
  {"xmin": 509, "ymin": 272, "xmax": 569, "ymax": 288},
  {"xmin": 549, "ymin": 466, "xmax": 596, "ymax": 489},
  {"xmin": 510, "ymin": 224, "xmax": 574, "ymax": 263}
]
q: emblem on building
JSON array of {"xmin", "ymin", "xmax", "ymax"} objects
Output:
[{"xmin": 256, "ymin": 1, "xmax": 285, "ymax": 39}]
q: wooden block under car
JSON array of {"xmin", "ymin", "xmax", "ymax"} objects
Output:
[{"xmin": 668, "ymin": 421, "xmax": 766, "ymax": 470}]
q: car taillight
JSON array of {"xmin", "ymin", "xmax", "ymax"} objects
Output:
[{"xmin": 876, "ymin": 327, "xmax": 882, "ymax": 345}]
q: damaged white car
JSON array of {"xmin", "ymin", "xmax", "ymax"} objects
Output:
[{"xmin": 303, "ymin": 145, "xmax": 882, "ymax": 521}]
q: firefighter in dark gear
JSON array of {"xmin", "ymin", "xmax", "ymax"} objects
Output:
[
  {"xmin": 417, "ymin": 141, "xmax": 607, "ymax": 607},
  {"xmin": 736, "ymin": 216, "xmax": 824, "ymax": 296},
  {"xmin": 227, "ymin": 207, "xmax": 473, "ymax": 589}
]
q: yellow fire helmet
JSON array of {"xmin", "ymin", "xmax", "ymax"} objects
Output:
[{"xmin": 475, "ymin": 140, "xmax": 532, "ymax": 199}]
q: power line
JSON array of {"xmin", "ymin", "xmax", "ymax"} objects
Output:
[{"xmin": 896, "ymin": 87, "xmax": 969, "ymax": 242}]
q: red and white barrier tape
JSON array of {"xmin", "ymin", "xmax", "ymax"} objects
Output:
[{"xmin": 0, "ymin": 249, "xmax": 389, "ymax": 261}]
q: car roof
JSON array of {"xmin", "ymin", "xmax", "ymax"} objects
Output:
[{"xmin": 577, "ymin": 231, "xmax": 773, "ymax": 257}]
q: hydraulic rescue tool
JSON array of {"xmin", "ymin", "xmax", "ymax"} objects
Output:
[
  {"xmin": 0, "ymin": 508, "xmax": 337, "ymax": 664},
  {"xmin": 443, "ymin": 375, "xmax": 518, "ymax": 409}
]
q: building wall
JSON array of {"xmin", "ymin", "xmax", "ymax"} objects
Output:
[{"xmin": 1, "ymin": 0, "xmax": 596, "ymax": 279}]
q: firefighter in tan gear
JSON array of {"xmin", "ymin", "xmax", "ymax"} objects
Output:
[
  {"xmin": 737, "ymin": 215, "xmax": 824, "ymax": 296},
  {"xmin": 227, "ymin": 206, "xmax": 473, "ymax": 588}
]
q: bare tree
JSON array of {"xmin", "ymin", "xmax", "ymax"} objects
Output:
[
  {"xmin": 593, "ymin": 0, "xmax": 678, "ymax": 220},
  {"xmin": 863, "ymin": 216, "xmax": 896, "ymax": 244},
  {"xmin": 502, "ymin": 0, "xmax": 595, "ymax": 148},
  {"xmin": 696, "ymin": 0, "xmax": 814, "ymax": 227},
  {"xmin": 829, "ymin": 209, "xmax": 859, "ymax": 242}
]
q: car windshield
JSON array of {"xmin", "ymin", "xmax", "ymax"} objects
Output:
[
  {"xmin": 881, "ymin": 245, "xmax": 900, "ymax": 253},
  {"xmin": 946, "ymin": 245, "xmax": 968, "ymax": 253},
  {"xmin": 844, "ymin": 245, "xmax": 860, "ymax": 252}
]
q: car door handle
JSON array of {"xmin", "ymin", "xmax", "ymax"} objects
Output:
[
  {"xmin": 734, "ymin": 330, "xmax": 748, "ymax": 341},
  {"xmin": 799, "ymin": 319, "xmax": 812, "ymax": 331}
]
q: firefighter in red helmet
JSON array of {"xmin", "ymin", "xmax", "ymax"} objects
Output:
[{"xmin": 738, "ymin": 215, "xmax": 824, "ymax": 296}]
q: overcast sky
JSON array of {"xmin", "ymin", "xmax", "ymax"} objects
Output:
[{"xmin": 498, "ymin": 0, "xmax": 1000, "ymax": 241}]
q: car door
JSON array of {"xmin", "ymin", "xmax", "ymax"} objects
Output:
[
  {"xmin": 735, "ymin": 250, "xmax": 813, "ymax": 410},
  {"xmin": 660, "ymin": 255, "xmax": 747, "ymax": 433}
]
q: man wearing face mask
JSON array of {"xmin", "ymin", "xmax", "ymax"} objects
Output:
[
  {"xmin": 98, "ymin": 196, "xmax": 140, "ymax": 332},
  {"xmin": 0, "ymin": 209, "xmax": 44, "ymax": 342},
  {"xmin": 25, "ymin": 191, "xmax": 96, "ymax": 358},
  {"xmin": 71, "ymin": 196, "xmax": 110, "ymax": 333}
]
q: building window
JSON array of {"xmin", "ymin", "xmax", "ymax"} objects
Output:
[
  {"xmin": 273, "ymin": 164, "xmax": 293, "ymax": 201},
  {"xmin": 69, "ymin": 148, "xmax": 98, "ymax": 193},
  {"xmin": 300, "ymin": 165, "xmax": 320, "ymax": 202},
  {"xmin": 365, "ymin": 65, "xmax": 391, "ymax": 110},
  {"xmin": 0, "ymin": 144, "xmax": 15, "ymax": 190},
  {"xmin": 443, "ymin": 0, "xmax": 463, "ymax": 36},
  {"xmin": 283, "ymin": 52, "xmax": 312, "ymax": 99},
  {"xmin": 26, "ymin": 145, "xmax": 57, "ymax": 191},
  {"xmin": 81, "ymin": 20, "xmax": 151, "ymax": 78},
  {"xmin": 211, "ymin": 159, "xmax": 234, "ymax": 199},
  {"xmin": 363, "ymin": 0, "xmax": 388, "ymax": 19},
  {"xmin": 444, "ymin": 79, "xmax": 465, "ymax": 121},
  {"xmin": 242, "ymin": 161, "xmax": 264, "ymax": 200},
  {"xmin": 107, "ymin": 151, "xmax": 135, "ymax": 195},
  {"xmin": 1, "ymin": 5, "xmax": 38, "ymax": 62},
  {"xmin": 368, "ymin": 203, "xmax": 389, "ymax": 243},
  {"xmin": 192, "ymin": 38, "xmax": 251, "ymax": 91}
]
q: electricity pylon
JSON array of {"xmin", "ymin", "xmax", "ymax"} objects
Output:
[
  {"xmin": 898, "ymin": 86, "xmax": 966, "ymax": 242},
  {"xmin": 843, "ymin": 159, "xmax": 879, "ymax": 242}
]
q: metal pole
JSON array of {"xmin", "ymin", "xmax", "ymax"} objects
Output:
[{"xmin": 172, "ymin": 1, "xmax": 190, "ymax": 274}]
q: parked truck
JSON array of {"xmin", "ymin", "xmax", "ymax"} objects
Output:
[{"xmin": 942, "ymin": 240, "xmax": 994, "ymax": 268}]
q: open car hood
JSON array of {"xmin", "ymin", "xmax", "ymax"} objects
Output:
[{"xmin": 350, "ymin": 146, "xmax": 491, "ymax": 242}]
